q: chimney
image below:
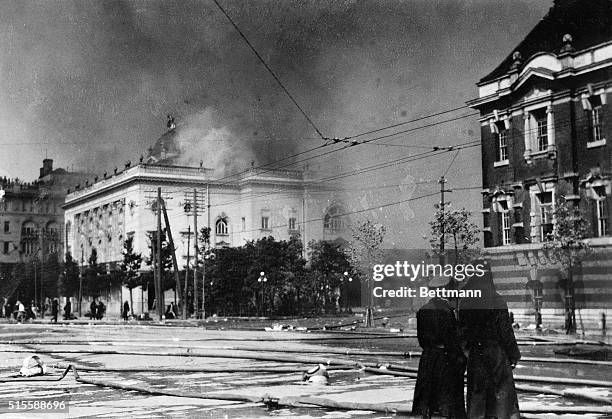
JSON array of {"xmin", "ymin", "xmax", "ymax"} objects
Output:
[{"xmin": 39, "ymin": 158, "xmax": 54, "ymax": 178}]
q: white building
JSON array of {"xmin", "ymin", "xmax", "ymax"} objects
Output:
[{"xmin": 63, "ymin": 161, "xmax": 347, "ymax": 316}]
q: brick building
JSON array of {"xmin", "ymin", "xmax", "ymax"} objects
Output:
[{"xmin": 467, "ymin": 0, "xmax": 612, "ymax": 331}]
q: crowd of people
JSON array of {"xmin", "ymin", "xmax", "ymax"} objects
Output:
[{"xmin": 412, "ymin": 259, "xmax": 521, "ymax": 419}]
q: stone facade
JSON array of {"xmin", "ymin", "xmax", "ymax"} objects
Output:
[{"xmin": 63, "ymin": 162, "xmax": 347, "ymax": 316}]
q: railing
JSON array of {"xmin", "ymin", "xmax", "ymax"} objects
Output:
[
  {"xmin": 66, "ymin": 163, "xmax": 213, "ymax": 201},
  {"xmin": 239, "ymin": 168, "xmax": 303, "ymax": 180}
]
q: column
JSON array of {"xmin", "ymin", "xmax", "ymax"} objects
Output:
[
  {"xmin": 523, "ymin": 111, "xmax": 532, "ymax": 159},
  {"xmin": 546, "ymin": 105, "xmax": 555, "ymax": 152}
]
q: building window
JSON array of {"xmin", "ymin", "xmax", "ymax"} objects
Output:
[
  {"xmin": 288, "ymin": 217, "xmax": 296, "ymax": 230},
  {"xmin": 23, "ymin": 240, "xmax": 36, "ymax": 256},
  {"xmin": 241, "ymin": 217, "xmax": 246, "ymax": 231},
  {"xmin": 597, "ymin": 199, "xmax": 608, "ymax": 237},
  {"xmin": 535, "ymin": 112, "xmax": 548, "ymax": 152},
  {"xmin": 4, "ymin": 221, "xmax": 9, "ymax": 233},
  {"xmin": 215, "ymin": 218, "xmax": 228, "ymax": 236},
  {"xmin": 323, "ymin": 206, "xmax": 345, "ymax": 231},
  {"xmin": 496, "ymin": 130, "xmax": 508, "ymax": 162},
  {"xmin": 537, "ymin": 191, "xmax": 554, "ymax": 241},
  {"xmin": 590, "ymin": 105, "xmax": 604, "ymax": 143},
  {"xmin": 501, "ymin": 212, "xmax": 511, "ymax": 245},
  {"xmin": 261, "ymin": 216, "xmax": 269, "ymax": 230},
  {"xmin": 3, "ymin": 242, "xmax": 9, "ymax": 254}
]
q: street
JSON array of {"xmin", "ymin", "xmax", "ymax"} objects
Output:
[{"xmin": 1, "ymin": 321, "xmax": 611, "ymax": 418}]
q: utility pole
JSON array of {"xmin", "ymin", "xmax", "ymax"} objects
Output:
[
  {"xmin": 203, "ymin": 184, "xmax": 210, "ymax": 319},
  {"xmin": 33, "ymin": 257, "xmax": 37, "ymax": 309},
  {"xmin": 183, "ymin": 225, "xmax": 190, "ymax": 320},
  {"xmin": 156, "ymin": 187, "xmax": 163, "ymax": 320},
  {"xmin": 438, "ymin": 176, "xmax": 452, "ymax": 265},
  {"xmin": 162, "ymin": 199, "xmax": 182, "ymax": 312},
  {"xmin": 193, "ymin": 189, "xmax": 199, "ymax": 319},
  {"xmin": 79, "ymin": 247, "xmax": 83, "ymax": 317}
]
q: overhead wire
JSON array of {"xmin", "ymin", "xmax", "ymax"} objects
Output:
[{"xmin": 211, "ymin": 0, "xmax": 326, "ymax": 140}]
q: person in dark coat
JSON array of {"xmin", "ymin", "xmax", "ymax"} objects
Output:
[
  {"xmin": 51, "ymin": 299, "xmax": 59, "ymax": 323},
  {"xmin": 96, "ymin": 301, "xmax": 105, "ymax": 320},
  {"xmin": 412, "ymin": 276, "xmax": 466, "ymax": 419},
  {"xmin": 63, "ymin": 300, "xmax": 71, "ymax": 320},
  {"xmin": 458, "ymin": 260, "xmax": 521, "ymax": 419},
  {"xmin": 122, "ymin": 301, "xmax": 130, "ymax": 321},
  {"xmin": 90, "ymin": 299, "xmax": 97, "ymax": 320}
]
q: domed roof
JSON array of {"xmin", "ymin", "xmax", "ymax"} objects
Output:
[{"xmin": 146, "ymin": 129, "xmax": 181, "ymax": 164}]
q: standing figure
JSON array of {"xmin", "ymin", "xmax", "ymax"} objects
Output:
[
  {"xmin": 459, "ymin": 261, "xmax": 521, "ymax": 419},
  {"xmin": 412, "ymin": 276, "xmax": 466, "ymax": 418},
  {"xmin": 96, "ymin": 300, "xmax": 105, "ymax": 320},
  {"xmin": 90, "ymin": 299, "xmax": 98, "ymax": 320},
  {"xmin": 63, "ymin": 299, "xmax": 71, "ymax": 320},
  {"xmin": 51, "ymin": 298, "xmax": 59, "ymax": 323},
  {"xmin": 15, "ymin": 300, "xmax": 26, "ymax": 322},
  {"xmin": 122, "ymin": 300, "xmax": 130, "ymax": 321}
]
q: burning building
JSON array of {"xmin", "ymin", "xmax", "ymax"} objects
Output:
[{"xmin": 63, "ymin": 126, "xmax": 348, "ymax": 317}]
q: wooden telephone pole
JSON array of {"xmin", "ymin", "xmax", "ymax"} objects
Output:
[
  {"xmin": 161, "ymin": 199, "xmax": 182, "ymax": 316},
  {"xmin": 156, "ymin": 187, "xmax": 163, "ymax": 320},
  {"xmin": 193, "ymin": 189, "xmax": 199, "ymax": 319}
]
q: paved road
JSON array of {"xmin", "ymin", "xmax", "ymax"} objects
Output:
[{"xmin": 0, "ymin": 323, "xmax": 610, "ymax": 418}]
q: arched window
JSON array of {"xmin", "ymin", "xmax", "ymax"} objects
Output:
[
  {"xmin": 21, "ymin": 221, "xmax": 39, "ymax": 256},
  {"xmin": 46, "ymin": 222, "xmax": 60, "ymax": 254},
  {"xmin": 215, "ymin": 218, "xmax": 229, "ymax": 236},
  {"xmin": 323, "ymin": 206, "xmax": 345, "ymax": 231}
]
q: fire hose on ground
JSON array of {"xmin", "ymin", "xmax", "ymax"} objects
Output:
[{"xmin": 2, "ymin": 365, "xmax": 611, "ymax": 415}]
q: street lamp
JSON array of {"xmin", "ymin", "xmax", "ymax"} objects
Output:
[
  {"xmin": 342, "ymin": 271, "xmax": 353, "ymax": 313},
  {"xmin": 258, "ymin": 271, "xmax": 267, "ymax": 316},
  {"xmin": 202, "ymin": 251, "xmax": 215, "ymax": 319}
]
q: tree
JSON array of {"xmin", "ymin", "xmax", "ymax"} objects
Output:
[
  {"xmin": 59, "ymin": 252, "xmax": 80, "ymax": 297},
  {"xmin": 84, "ymin": 248, "xmax": 104, "ymax": 297},
  {"xmin": 430, "ymin": 208, "xmax": 480, "ymax": 264},
  {"xmin": 42, "ymin": 253, "xmax": 61, "ymax": 299},
  {"xmin": 543, "ymin": 198, "xmax": 590, "ymax": 334},
  {"xmin": 120, "ymin": 236, "xmax": 143, "ymax": 316},
  {"xmin": 307, "ymin": 240, "xmax": 352, "ymax": 314},
  {"xmin": 348, "ymin": 220, "xmax": 386, "ymax": 327}
]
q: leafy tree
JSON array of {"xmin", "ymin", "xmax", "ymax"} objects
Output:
[
  {"xmin": 430, "ymin": 208, "xmax": 480, "ymax": 264},
  {"xmin": 84, "ymin": 248, "xmax": 102, "ymax": 296},
  {"xmin": 41, "ymin": 253, "xmax": 61, "ymax": 299},
  {"xmin": 120, "ymin": 236, "xmax": 143, "ymax": 316},
  {"xmin": 348, "ymin": 220, "xmax": 386, "ymax": 327},
  {"xmin": 307, "ymin": 240, "xmax": 352, "ymax": 314},
  {"xmin": 59, "ymin": 252, "xmax": 80, "ymax": 297},
  {"xmin": 543, "ymin": 198, "xmax": 590, "ymax": 334}
]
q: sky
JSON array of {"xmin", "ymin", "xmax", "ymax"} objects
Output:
[{"xmin": 0, "ymin": 0, "xmax": 552, "ymax": 247}]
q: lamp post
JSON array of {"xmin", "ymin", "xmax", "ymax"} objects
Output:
[
  {"xmin": 258, "ymin": 271, "xmax": 267, "ymax": 316},
  {"xmin": 342, "ymin": 271, "xmax": 353, "ymax": 313},
  {"xmin": 534, "ymin": 287, "xmax": 543, "ymax": 330},
  {"xmin": 32, "ymin": 247, "xmax": 41, "ymax": 312},
  {"xmin": 202, "ymin": 251, "xmax": 215, "ymax": 319}
]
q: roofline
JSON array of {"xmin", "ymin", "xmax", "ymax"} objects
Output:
[{"xmin": 477, "ymin": 39, "xmax": 612, "ymax": 86}]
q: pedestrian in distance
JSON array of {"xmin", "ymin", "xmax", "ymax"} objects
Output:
[
  {"xmin": 459, "ymin": 260, "xmax": 521, "ymax": 419},
  {"xmin": 122, "ymin": 300, "xmax": 130, "ymax": 321},
  {"xmin": 63, "ymin": 299, "xmax": 71, "ymax": 320},
  {"xmin": 51, "ymin": 298, "xmax": 59, "ymax": 323},
  {"xmin": 90, "ymin": 298, "xmax": 97, "ymax": 320},
  {"xmin": 96, "ymin": 300, "xmax": 105, "ymax": 320},
  {"xmin": 165, "ymin": 304, "xmax": 175, "ymax": 319},
  {"xmin": 15, "ymin": 300, "xmax": 26, "ymax": 322},
  {"xmin": 412, "ymin": 275, "xmax": 467, "ymax": 419}
]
